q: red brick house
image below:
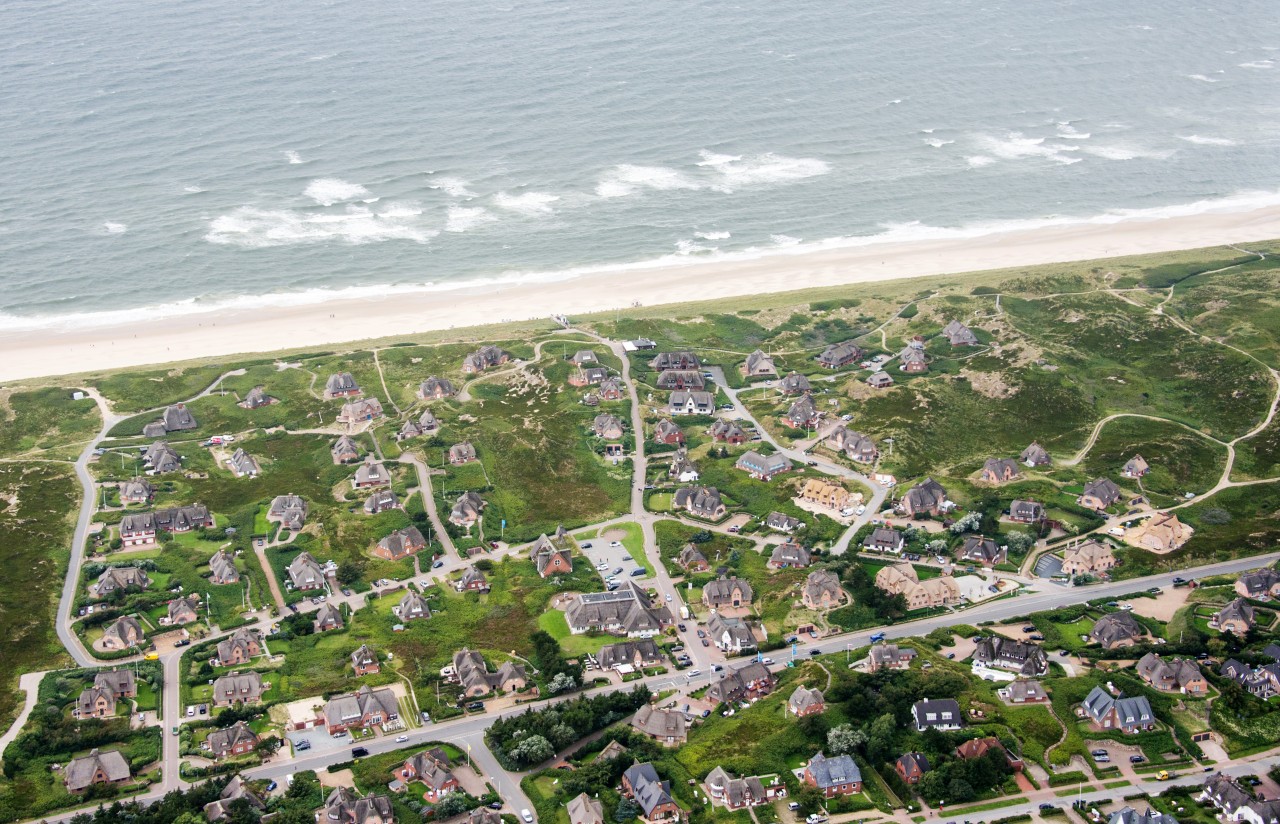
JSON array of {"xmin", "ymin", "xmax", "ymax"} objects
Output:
[{"xmin": 895, "ymin": 752, "xmax": 929, "ymax": 785}]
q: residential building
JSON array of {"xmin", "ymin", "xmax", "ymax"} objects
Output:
[
  {"xmin": 899, "ymin": 344, "xmax": 928, "ymax": 373},
  {"xmin": 204, "ymin": 775, "xmax": 265, "ymax": 821},
  {"xmin": 960, "ymin": 535, "xmax": 1005, "ymax": 567},
  {"xmin": 212, "ymin": 670, "xmax": 267, "ymax": 706},
  {"xmin": 226, "ymin": 448, "xmax": 260, "ymax": 478},
  {"xmin": 372, "ymin": 526, "xmax": 426, "ymax": 561},
  {"xmin": 395, "ymin": 590, "xmax": 432, "ymax": 621},
  {"xmin": 766, "ymin": 511, "xmax": 802, "ymax": 533},
  {"xmin": 955, "ymin": 737, "xmax": 1021, "ymax": 769},
  {"xmin": 735, "ymin": 450, "xmax": 792, "ymax": 480},
  {"xmin": 1125, "ymin": 512, "xmax": 1194, "ymax": 552},
  {"xmin": 1201, "ymin": 772, "xmax": 1280, "ymax": 824},
  {"xmin": 868, "ymin": 643, "xmax": 917, "ymax": 672},
  {"xmin": 119, "ymin": 503, "xmax": 214, "ymax": 545},
  {"xmin": 896, "ymin": 752, "xmax": 930, "ymax": 785},
  {"xmin": 118, "ymin": 477, "xmax": 155, "ymax": 504},
  {"xmin": 599, "ymin": 378, "xmax": 624, "ymax": 400},
  {"xmin": 998, "ymin": 680, "xmax": 1049, "ymax": 703},
  {"xmin": 597, "ymin": 639, "xmax": 663, "ymax": 671},
  {"xmin": 313, "ymin": 602, "xmax": 344, "ymax": 632},
  {"xmin": 1211, "ymin": 598, "xmax": 1256, "ymax": 635},
  {"xmin": 267, "ymin": 493, "xmax": 308, "ymax": 531},
  {"xmin": 1081, "ymin": 686, "xmax": 1156, "ymax": 733},
  {"xmin": 143, "ymin": 403, "xmax": 198, "ymax": 436},
  {"xmin": 874, "ymin": 562, "xmax": 918, "ymax": 595},
  {"xmin": 209, "ymin": 549, "xmax": 240, "ymax": 584},
  {"xmin": 207, "ymin": 721, "xmax": 259, "ymax": 759},
  {"xmin": 669, "ymin": 390, "xmax": 715, "ymax": 416},
  {"xmin": 1236, "ymin": 568, "xmax": 1280, "ymax": 599},
  {"xmin": 622, "ymin": 762, "xmax": 685, "ymax": 824},
  {"xmin": 216, "ymin": 629, "xmax": 262, "ymax": 667},
  {"xmin": 656, "ymin": 370, "xmax": 705, "ymax": 390},
  {"xmin": 898, "ymin": 478, "xmax": 948, "ymax": 517},
  {"xmin": 167, "ymin": 596, "xmax": 200, "ymax": 625},
  {"xmin": 448, "ymin": 441, "xmax": 478, "ymax": 464},
  {"xmin": 324, "ymin": 373, "xmax": 361, "ymax": 399},
  {"xmin": 672, "ymin": 486, "xmax": 726, "ymax": 520},
  {"xmin": 1059, "ymin": 539, "xmax": 1117, "ymax": 577},
  {"xmin": 75, "ymin": 685, "xmax": 117, "ymax": 718},
  {"xmin": 593, "ymin": 414, "xmax": 625, "ymax": 439},
  {"xmin": 564, "ymin": 582, "xmax": 670, "ymax": 637},
  {"xmin": 744, "ymin": 350, "xmax": 778, "ymax": 378},
  {"xmin": 64, "ymin": 748, "xmax": 130, "ymax": 793},
  {"xmin": 1136, "ymin": 653, "xmax": 1207, "ymax": 694},
  {"xmin": 396, "ymin": 748, "xmax": 460, "ymax": 802},
  {"xmin": 449, "ymin": 491, "xmax": 485, "ymax": 527},
  {"xmin": 706, "ymin": 613, "xmax": 756, "ymax": 653},
  {"xmin": 569, "ymin": 366, "xmax": 610, "ymax": 387},
  {"xmin": 1090, "ymin": 611, "xmax": 1145, "ymax": 649},
  {"xmin": 332, "ymin": 436, "xmax": 362, "ymax": 464},
  {"xmin": 572, "ymin": 350, "xmax": 599, "ymax": 366},
  {"xmin": 452, "ymin": 649, "xmax": 527, "ymax": 697},
  {"xmin": 93, "ymin": 565, "xmax": 151, "ymax": 595},
  {"xmin": 788, "ymin": 686, "xmax": 825, "ymax": 717},
  {"xmin": 1122, "ymin": 455, "xmax": 1151, "ymax": 478},
  {"xmin": 782, "ymin": 394, "xmax": 819, "ymax": 429},
  {"xmin": 866, "ymin": 371, "xmax": 894, "ymax": 388},
  {"xmin": 799, "ymin": 478, "xmax": 854, "ymax": 511},
  {"xmin": 1109, "ymin": 808, "xmax": 1178, "ymax": 824},
  {"xmin": 396, "ymin": 410, "xmax": 438, "ymax": 441},
  {"xmin": 568, "ymin": 793, "xmax": 605, "ymax": 824},
  {"xmin": 803, "ymin": 752, "xmax": 862, "ymax": 798},
  {"xmin": 456, "ymin": 567, "xmax": 489, "ymax": 592},
  {"xmin": 322, "ymin": 685, "xmax": 400, "ymax": 735},
  {"xmin": 1008, "ymin": 499, "xmax": 1046, "ymax": 524},
  {"xmin": 902, "ymin": 577, "xmax": 961, "ymax": 611},
  {"xmin": 631, "ymin": 705, "xmax": 687, "ymax": 746},
  {"xmin": 704, "ymin": 768, "xmax": 785, "ymax": 809},
  {"xmin": 942, "ymin": 320, "xmax": 979, "ymax": 346},
  {"xmin": 650, "ymin": 352, "xmax": 699, "ymax": 370},
  {"xmin": 462, "ymin": 345, "xmax": 510, "ymax": 373},
  {"xmin": 864, "ymin": 527, "xmax": 905, "ymax": 553},
  {"xmin": 768, "ymin": 541, "xmax": 811, "ymax": 568},
  {"xmin": 802, "ymin": 569, "xmax": 844, "ymax": 610},
  {"xmin": 530, "ymin": 531, "xmax": 574, "ymax": 577},
  {"xmin": 364, "ymin": 489, "xmax": 401, "ymax": 515},
  {"xmin": 94, "ymin": 669, "xmax": 137, "ymax": 699},
  {"xmin": 706, "ymin": 661, "xmax": 775, "ymax": 704},
  {"xmin": 912, "ymin": 698, "xmax": 963, "ymax": 731},
  {"xmin": 668, "ymin": 449, "xmax": 699, "ymax": 483},
  {"xmin": 1021, "ymin": 442, "xmax": 1051, "ymax": 467},
  {"xmin": 702, "ymin": 576, "xmax": 753, "ymax": 609},
  {"xmin": 319, "ymin": 787, "xmax": 394, "ymax": 824},
  {"xmin": 678, "ymin": 544, "xmax": 710, "ymax": 573},
  {"xmin": 337, "ymin": 397, "xmax": 384, "ymax": 424},
  {"xmin": 143, "ymin": 440, "xmax": 182, "ymax": 474},
  {"xmin": 826, "ymin": 428, "xmax": 878, "ymax": 463},
  {"xmin": 286, "ymin": 551, "xmax": 326, "ymax": 590},
  {"xmin": 980, "ymin": 458, "xmax": 1022, "ymax": 483},
  {"xmin": 652, "ymin": 419, "xmax": 684, "ymax": 445},
  {"xmin": 973, "ymin": 637, "xmax": 1049, "ymax": 677},
  {"xmin": 779, "ymin": 371, "xmax": 811, "ymax": 395},
  {"xmin": 708, "ymin": 419, "xmax": 747, "ymax": 443},
  {"xmin": 352, "ymin": 458, "xmax": 391, "ymax": 488},
  {"xmin": 816, "ymin": 341, "xmax": 863, "ymax": 370},
  {"xmin": 100, "ymin": 616, "xmax": 144, "ymax": 650},
  {"xmin": 1079, "ymin": 477, "xmax": 1122, "ymax": 511},
  {"xmin": 351, "ymin": 644, "xmax": 380, "ymax": 676},
  {"xmin": 418, "ymin": 376, "xmax": 456, "ymax": 399}
]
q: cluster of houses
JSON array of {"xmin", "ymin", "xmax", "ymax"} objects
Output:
[
  {"xmin": 73, "ymin": 669, "xmax": 137, "ymax": 719},
  {"xmin": 874, "ymin": 562, "xmax": 962, "ymax": 610},
  {"xmin": 118, "ymin": 502, "xmax": 215, "ymax": 546}
]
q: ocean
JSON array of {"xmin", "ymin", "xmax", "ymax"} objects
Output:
[{"xmin": 1, "ymin": 0, "xmax": 1278, "ymax": 328}]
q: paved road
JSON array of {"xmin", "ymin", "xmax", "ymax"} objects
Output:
[
  {"xmin": 0, "ymin": 672, "xmax": 46, "ymax": 765},
  {"xmin": 398, "ymin": 453, "xmax": 458, "ymax": 556}
]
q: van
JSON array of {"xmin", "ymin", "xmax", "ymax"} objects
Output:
[
  {"xmin": 630, "ymin": 568, "xmax": 647, "ymax": 577},
  {"xmin": 788, "ymin": 802, "xmax": 802, "ymax": 812}
]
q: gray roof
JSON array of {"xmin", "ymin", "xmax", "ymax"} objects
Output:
[
  {"xmin": 746, "ymin": 349, "xmax": 776, "ymax": 374},
  {"xmin": 1109, "ymin": 807, "xmax": 1180, "ymax": 824},
  {"xmin": 1082, "ymin": 686, "xmax": 1154, "ymax": 729},
  {"xmin": 325, "ymin": 372, "xmax": 360, "ymax": 395},
  {"xmin": 96, "ymin": 565, "xmax": 150, "ymax": 593},
  {"xmin": 703, "ymin": 576, "xmax": 754, "ymax": 607},
  {"xmin": 1021, "ymin": 442, "xmax": 1051, "ymax": 465},
  {"xmin": 65, "ymin": 748, "xmax": 130, "ymax": 791},
  {"xmin": 323, "ymin": 685, "xmax": 398, "ymax": 728},
  {"xmin": 770, "ymin": 542, "xmax": 811, "ymax": 566},
  {"xmin": 673, "ymin": 485, "xmax": 724, "ymax": 518},
  {"xmin": 982, "ymin": 457, "xmax": 1022, "ymax": 480},
  {"xmin": 215, "ymin": 629, "xmax": 262, "ymax": 664},
  {"xmin": 707, "ymin": 660, "xmax": 774, "ymax": 703},
  {"xmin": 669, "ymin": 390, "xmax": 715, "ymax": 413},
  {"xmin": 1010, "ymin": 500, "xmax": 1044, "ymax": 521},
  {"xmin": 93, "ymin": 669, "xmax": 136, "ymax": 697},
  {"xmin": 806, "ymin": 752, "xmax": 861, "ymax": 789},
  {"xmin": 144, "ymin": 440, "xmax": 182, "ymax": 473},
  {"xmin": 353, "ymin": 458, "xmax": 390, "ymax": 486},
  {"xmin": 678, "ymin": 544, "xmax": 708, "ymax": 569},
  {"xmin": 598, "ymin": 639, "xmax": 662, "ymax": 669},
  {"xmin": 766, "ymin": 512, "xmax": 802, "ymax": 532},
  {"xmin": 1091, "ymin": 611, "xmax": 1144, "ymax": 646},
  {"xmin": 566, "ymin": 582, "xmax": 669, "ymax": 635},
  {"xmin": 322, "ymin": 787, "xmax": 394, "ymax": 824},
  {"xmin": 707, "ymin": 613, "xmax": 756, "ymax": 650},
  {"xmin": 942, "ymin": 320, "xmax": 979, "ymax": 346},
  {"xmin": 973, "ymin": 636, "xmax": 1048, "ymax": 676},
  {"xmin": 736, "ymin": 450, "xmax": 792, "ymax": 476},
  {"xmin": 376, "ymin": 526, "xmax": 425, "ymax": 559},
  {"xmin": 207, "ymin": 721, "xmax": 258, "ymax": 758},
  {"xmin": 227, "ymin": 447, "xmax": 259, "ymax": 476},
  {"xmin": 398, "ymin": 590, "xmax": 431, "ymax": 619},
  {"xmin": 789, "ymin": 685, "xmax": 825, "ymax": 713},
  {"xmin": 119, "ymin": 477, "xmax": 155, "ymax": 501},
  {"xmin": 1238, "ymin": 568, "xmax": 1280, "ymax": 597},
  {"xmin": 364, "ymin": 489, "xmax": 400, "ymax": 514},
  {"xmin": 912, "ymin": 698, "xmax": 962, "ymax": 728},
  {"xmin": 332, "ymin": 435, "xmax": 362, "ymax": 461},
  {"xmin": 568, "ymin": 792, "xmax": 605, "ymax": 824},
  {"xmin": 817, "ymin": 341, "xmax": 862, "ymax": 367},
  {"xmin": 1082, "ymin": 477, "xmax": 1122, "ymax": 505},
  {"xmin": 1217, "ymin": 597, "xmax": 1255, "ymax": 630},
  {"xmin": 102, "ymin": 615, "xmax": 143, "ymax": 647},
  {"xmin": 268, "ymin": 494, "xmax": 308, "ymax": 529},
  {"xmin": 419, "ymin": 376, "xmax": 456, "ymax": 397},
  {"xmin": 784, "ymin": 394, "xmax": 818, "ymax": 424},
  {"xmin": 209, "ymin": 549, "xmax": 239, "ymax": 583},
  {"xmin": 632, "ymin": 704, "xmax": 687, "ymax": 740},
  {"xmin": 313, "ymin": 601, "xmax": 343, "ymax": 630},
  {"xmin": 450, "ymin": 490, "xmax": 485, "ymax": 523},
  {"xmin": 961, "ymin": 535, "xmax": 1004, "ymax": 565},
  {"xmin": 902, "ymin": 478, "xmax": 947, "ymax": 513},
  {"xmin": 623, "ymin": 762, "xmax": 675, "ymax": 816},
  {"xmin": 780, "ymin": 371, "xmax": 811, "ymax": 393},
  {"xmin": 162, "ymin": 404, "xmax": 199, "ymax": 431},
  {"xmin": 286, "ymin": 551, "xmax": 325, "ymax": 588}
]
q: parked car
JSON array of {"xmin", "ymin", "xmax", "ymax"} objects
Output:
[
  {"xmin": 696, "ymin": 629, "xmax": 706, "ymax": 638},
  {"xmin": 630, "ymin": 568, "xmax": 647, "ymax": 576},
  {"xmin": 266, "ymin": 781, "xmax": 278, "ymax": 792},
  {"xmin": 521, "ymin": 810, "xmax": 534, "ymax": 824},
  {"xmin": 432, "ymin": 560, "xmax": 444, "ymax": 569},
  {"xmin": 580, "ymin": 542, "xmax": 593, "ymax": 549},
  {"xmin": 1039, "ymin": 804, "xmax": 1056, "ymax": 812},
  {"xmin": 466, "ymin": 701, "xmax": 484, "ymax": 711},
  {"xmin": 421, "ymin": 711, "xmax": 432, "ymax": 723},
  {"xmin": 1130, "ymin": 755, "xmax": 1145, "ymax": 763},
  {"xmin": 761, "ymin": 657, "xmax": 774, "ymax": 665},
  {"xmin": 174, "ymin": 638, "xmax": 190, "ymax": 647},
  {"xmin": 296, "ymin": 740, "xmax": 312, "ymax": 751},
  {"xmin": 489, "ymin": 801, "xmax": 503, "ymax": 810},
  {"xmin": 678, "ymin": 623, "xmax": 687, "ymax": 632},
  {"xmin": 1022, "ymin": 626, "xmax": 1036, "ymax": 632},
  {"xmin": 613, "ymin": 567, "xmax": 623, "ymax": 575},
  {"xmin": 701, "ymin": 639, "xmax": 710, "ymax": 647}
]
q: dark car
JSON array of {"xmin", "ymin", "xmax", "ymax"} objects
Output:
[
  {"xmin": 630, "ymin": 568, "xmax": 647, "ymax": 576},
  {"xmin": 296, "ymin": 739, "xmax": 312, "ymax": 751},
  {"xmin": 1039, "ymin": 804, "xmax": 1055, "ymax": 812},
  {"xmin": 809, "ymin": 649, "xmax": 820, "ymax": 657},
  {"xmin": 946, "ymin": 652, "xmax": 955, "ymax": 659},
  {"xmin": 266, "ymin": 781, "xmax": 278, "ymax": 792},
  {"xmin": 678, "ymin": 623, "xmax": 687, "ymax": 632},
  {"xmin": 580, "ymin": 542, "xmax": 593, "ymax": 549},
  {"xmin": 174, "ymin": 638, "xmax": 190, "ymax": 647},
  {"xmin": 466, "ymin": 701, "xmax": 484, "ymax": 711},
  {"xmin": 701, "ymin": 638, "xmax": 710, "ymax": 647},
  {"xmin": 432, "ymin": 560, "xmax": 444, "ymax": 569},
  {"xmin": 489, "ymin": 802, "xmax": 503, "ymax": 810},
  {"xmin": 1022, "ymin": 626, "xmax": 1036, "ymax": 633},
  {"xmin": 351, "ymin": 747, "xmax": 369, "ymax": 758},
  {"xmin": 1130, "ymin": 755, "xmax": 1145, "ymax": 763}
]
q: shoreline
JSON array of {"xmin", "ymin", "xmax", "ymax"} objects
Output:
[{"xmin": 4, "ymin": 204, "xmax": 1280, "ymax": 383}]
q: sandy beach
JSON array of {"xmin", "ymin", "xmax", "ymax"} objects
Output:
[{"xmin": 3, "ymin": 204, "xmax": 1279, "ymax": 383}]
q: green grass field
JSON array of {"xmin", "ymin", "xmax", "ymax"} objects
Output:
[{"xmin": 0, "ymin": 387, "xmax": 101, "ymax": 458}]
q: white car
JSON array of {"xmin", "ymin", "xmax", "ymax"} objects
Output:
[
  {"xmin": 761, "ymin": 657, "xmax": 774, "ymax": 665},
  {"xmin": 521, "ymin": 810, "xmax": 534, "ymax": 824},
  {"xmin": 855, "ymin": 505, "xmax": 866, "ymax": 516},
  {"xmin": 609, "ymin": 541, "xmax": 622, "ymax": 548},
  {"xmin": 396, "ymin": 735, "xmax": 409, "ymax": 742},
  {"xmin": 596, "ymin": 562, "xmax": 609, "ymax": 570}
]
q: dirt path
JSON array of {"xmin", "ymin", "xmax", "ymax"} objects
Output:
[
  {"xmin": 372, "ymin": 349, "xmax": 402, "ymax": 417},
  {"xmin": 253, "ymin": 540, "xmax": 287, "ymax": 612}
]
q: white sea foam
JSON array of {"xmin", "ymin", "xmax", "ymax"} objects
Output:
[
  {"xmin": 924, "ymin": 138, "xmax": 955, "ymax": 148},
  {"xmin": 1080, "ymin": 144, "xmax": 1173, "ymax": 161},
  {"xmin": 696, "ymin": 231, "xmax": 731, "ymax": 240},
  {"xmin": 675, "ymin": 239, "xmax": 717, "ymax": 255},
  {"xmin": 444, "ymin": 205, "xmax": 497, "ymax": 233},
  {"xmin": 966, "ymin": 156, "xmax": 996, "ymax": 168},
  {"xmin": 22, "ymin": 188, "xmax": 1280, "ymax": 335},
  {"xmin": 183, "ymin": 186, "xmax": 204, "ymax": 194},
  {"xmin": 285, "ymin": 150, "xmax": 304, "ymax": 164},
  {"xmin": 595, "ymin": 165, "xmax": 702, "ymax": 198},
  {"xmin": 304, "ymin": 178, "xmax": 371, "ymax": 206},
  {"xmin": 1055, "ymin": 123, "xmax": 1091, "ymax": 139},
  {"xmin": 699, "ymin": 151, "xmax": 830, "ymax": 191},
  {"xmin": 102, "ymin": 222, "xmax": 128, "ymax": 234},
  {"xmin": 429, "ymin": 176, "xmax": 477, "ymax": 198},
  {"xmin": 1187, "ymin": 74, "xmax": 1221, "ymax": 83},
  {"xmin": 1179, "ymin": 135, "xmax": 1237, "ymax": 146},
  {"xmin": 205, "ymin": 205, "xmax": 434, "ymax": 247},
  {"xmin": 493, "ymin": 191, "xmax": 560, "ymax": 215},
  {"xmin": 1238, "ymin": 59, "xmax": 1274, "ymax": 69}
]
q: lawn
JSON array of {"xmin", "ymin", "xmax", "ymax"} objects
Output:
[
  {"xmin": 599, "ymin": 522, "xmax": 647, "ymax": 569},
  {"xmin": 1078, "ymin": 417, "xmax": 1227, "ymax": 506},
  {"xmin": 0, "ymin": 387, "xmax": 101, "ymax": 458}
]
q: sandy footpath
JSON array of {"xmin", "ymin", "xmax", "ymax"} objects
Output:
[{"xmin": 3, "ymin": 204, "xmax": 1279, "ymax": 383}]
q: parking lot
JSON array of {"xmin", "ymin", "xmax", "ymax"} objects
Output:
[
  {"xmin": 286, "ymin": 727, "xmax": 363, "ymax": 758},
  {"xmin": 578, "ymin": 538, "xmax": 642, "ymax": 587}
]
